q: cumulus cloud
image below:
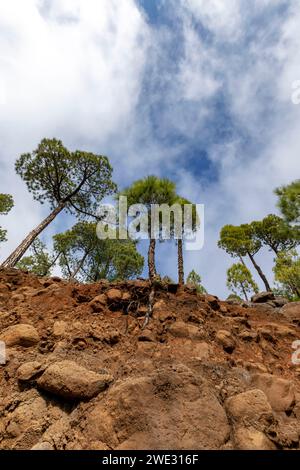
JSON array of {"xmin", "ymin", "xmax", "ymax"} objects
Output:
[
  {"xmin": 0, "ymin": 0, "xmax": 148, "ymax": 146},
  {"xmin": 0, "ymin": 0, "xmax": 149, "ymax": 257},
  {"xmin": 184, "ymin": 0, "xmax": 242, "ymax": 40},
  {"xmin": 178, "ymin": 27, "xmax": 220, "ymax": 102},
  {"xmin": 175, "ymin": 0, "xmax": 300, "ymax": 294}
]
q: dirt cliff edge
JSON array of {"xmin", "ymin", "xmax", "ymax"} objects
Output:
[{"xmin": 0, "ymin": 269, "xmax": 299, "ymax": 450}]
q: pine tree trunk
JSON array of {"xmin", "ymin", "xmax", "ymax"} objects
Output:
[
  {"xmin": 1, "ymin": 202, "xmax": 65, "ymax": 268},
  {"xmin": 148, "ymin": 238, "xmax": 156, "ymax": 280},
  {"xmin": 177, "ymin": 239, "xmax": 184, "ymax": 285},
  {"xmin": 288, "ymin": 281, "xmax": 300, "ymax": 298},
  {"xmin": 239, "ymin": 255, "xmax": 247, "ymax": 267},
  {"xmin": 241, "ymin": 283, "xmax": 248, "ymax": 301},
  {"xmin": 247, "ymin": 252, "xmax": 272, "ymax": 292},
  {"xmin": 47, "ymin": 252, "xmax": 61, "ymax": 274},
  {"xmin": 69, "ymin": 250, "xmax": 90, "ymax": 281}
]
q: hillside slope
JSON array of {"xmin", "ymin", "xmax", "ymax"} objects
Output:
[{"xmin": 0, "ymin": 268, "xmax": 299, "ymax": 450}]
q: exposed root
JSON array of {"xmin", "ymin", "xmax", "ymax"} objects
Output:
[{"xmin": 142, "ymin": 284, "xmax": 155, "ymax": 330}]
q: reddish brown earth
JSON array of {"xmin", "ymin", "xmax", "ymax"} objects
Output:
[{"xmin": 0, "ymin": 268, "xmax": 300, "ymax": 450}]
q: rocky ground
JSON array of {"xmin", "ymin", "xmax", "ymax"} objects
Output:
[{"xmin": 0, "ymin": 268, "xmax": 299, "ymax": 450}]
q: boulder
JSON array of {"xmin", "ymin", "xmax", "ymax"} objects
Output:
[
  {"xmin": 138, "ymin": 329, "xmax": 156, "ymax": 342},
  {"xmin": 31, "ymin": 441, "xmax": 54, "ymax": 450},
  {"xmin": 258, "ymin": 323, "xmax": 296, "ymax": 340},
  {"xmin": 192, "ymin": 342, "xmax": 210, "ymax": 360},
  {"xmin": 106, "ymin": 289, "xmax": 122, "ymax": 303},
  {"xmin": 225, "ymin": 389, "xmax": 273, "ymax": 427},
  {"xmin": 220, "ymin": 305, "xmax": 228, "ymax": 314},
  {"xmin": 251, "ymin": 292, "xmax": 275, "ymax": 303},
  {"xmin": 216, "ymin": 329, "xmax": 236, "ymax": 353},
  {"xmin": 89, "ymin": 294, "xmax": 107, "ymax": 313},
  {"xmin": 122, "ymin": 292, "xmax": 131, "ymax": 302},
  {"xmin": 168, "ymin": 321, "xmax": 202, "ymax": 340},
  {"xmin": 257, "ymin": 327, "xmax": 276, "ymax": 343},
  {"xmin": 0, "ymin": 324, "xmax": 39, "ymax": 347},
  {"xmin": 187, "ymin": 311, "xmax": 204, "ymax": 324},
  {"xmin": 10, "ymin": 293, "xmax": 25, "ymax": 303},
  {"xmin": 267, "ymin": 418, "xmax": 300, "ymax": 448},
  {"xmin": 153, "ymin": 303, "xmax": 176, "ymax": 322},
  {"xmin": 238, "ymin": 330, "xmax": 257, "ymax": 341},
  {"xmin": 272, "ymin": 297, "xmax": 289, "ymax": 307},
  {"xmin": 279, "ymin": 302, "xmax": 300, "ymax": 324},
  {"xmin": 3, "ymin": 391, "xmax": 48, "ymax": 442},
  {"xmin": 205, "ymin": 295, "xmax": 220, "ymax": 311},
  {"xmin": 273, "ymin": 324, "xmax": 297, "ymax": 338},
  {"xmin": 84, "ymin": 367, "xmax": 230, "ymax": 450},
  {"xmin": 17, "ymin": 362, "xmax": 45, "ymax": 382},
  {"xmin": 37, "ymin": 360, "xmax": 113, "ymax": 400},
  {"xmin": 234, "ymin": 427, "xmax": 276, "ymax": 450},
  {"xmin": 152, "ymin": 299, "xmax": 171, "ymax": 321},
  {"xmin": 250, "ymin": 303, "xmax": 277, "ymax": 314},
  {"xmin": 52, "ymin": 321, "xmax": 67, "ymax": 338},
  {"xmin": 250, "ymin": 373, "xmax": 295, "ymax": 412}
]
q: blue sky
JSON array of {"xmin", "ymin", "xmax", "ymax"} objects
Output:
[
  {"xmin": 0, "ymin": 0, "xmax": 299, "ymax": 297},
  {"xmin": 137, "ymin": 0, "xmax": 162, "ymax": 24}
]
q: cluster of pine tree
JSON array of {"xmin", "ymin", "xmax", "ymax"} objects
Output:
[
  {"xmin": 0, "ymin": 138, "xmax": 199, "ymax": 285},
  {"xmin": 218, "ymin": 180, "xmax": 300, "ymax": 300},
  {"xmin": 0, "ymin": 139, "xmax": 298, "ymax": 297}
]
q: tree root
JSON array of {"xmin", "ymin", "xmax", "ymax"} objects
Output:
[{"xmin": 142, "ymin": 283, "xmax": 155, "ymax": 330}]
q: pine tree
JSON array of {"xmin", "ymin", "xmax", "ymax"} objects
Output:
[
  {"xmin": 273, "ymin": 250, "xmax": 300, "ymax": 299},
  {"xmin": 53, "ymin": 222, "xmax": 144, "ymax": 282},
  {"xmin": 0, "ymin": 194, "xmax": 14, "ymax": 245},
  {"xmin": 251, "ymin": 214, "xmax": 298, "ymax": 255},
  {"xmin": 275, "ymin": 180, "xmax": 300, "ymax": 227},
  {"xmin": 16, "ymin": 239, "xmax": 57, "ymax": 277},
  {"xmin": 218, "ymin": 224, "xmax": 272, "ymax": 291},
  {"xmin": 227, "ymin": 263, "xmax": 258, "ymax": 301},
  {"xmin": 174, "ymin": 197, "xmax": 199, "ymax": 285},
  {"xmin": 1, "ymin": 138, "xmax": 116, "ymax": 268},
  {"xmin": 186, "ymin": 269, "xmax": 207, "ymax": 294},
  {"xmin": 120, "ymin": 176, "xmax": 177, "ymax": 280}
]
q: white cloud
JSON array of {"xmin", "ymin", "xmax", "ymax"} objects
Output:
[
  {"xmin": 163, "ymin": 0, "xmax": 299, "ymax": 296},
  {"xmin": 184, "ymin": 0, "xmax": 242, "ymax": 39},
  {"xmin": 0, "ymin": 0, "xmax": 149, "ymax": 145},
  {"xmin": 0, "ymin": 0, "xmax": 149, "ymax": 259},
  {"xmin": 178, "ymin": 27, "xmax": 220, "ymax": 101}
]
